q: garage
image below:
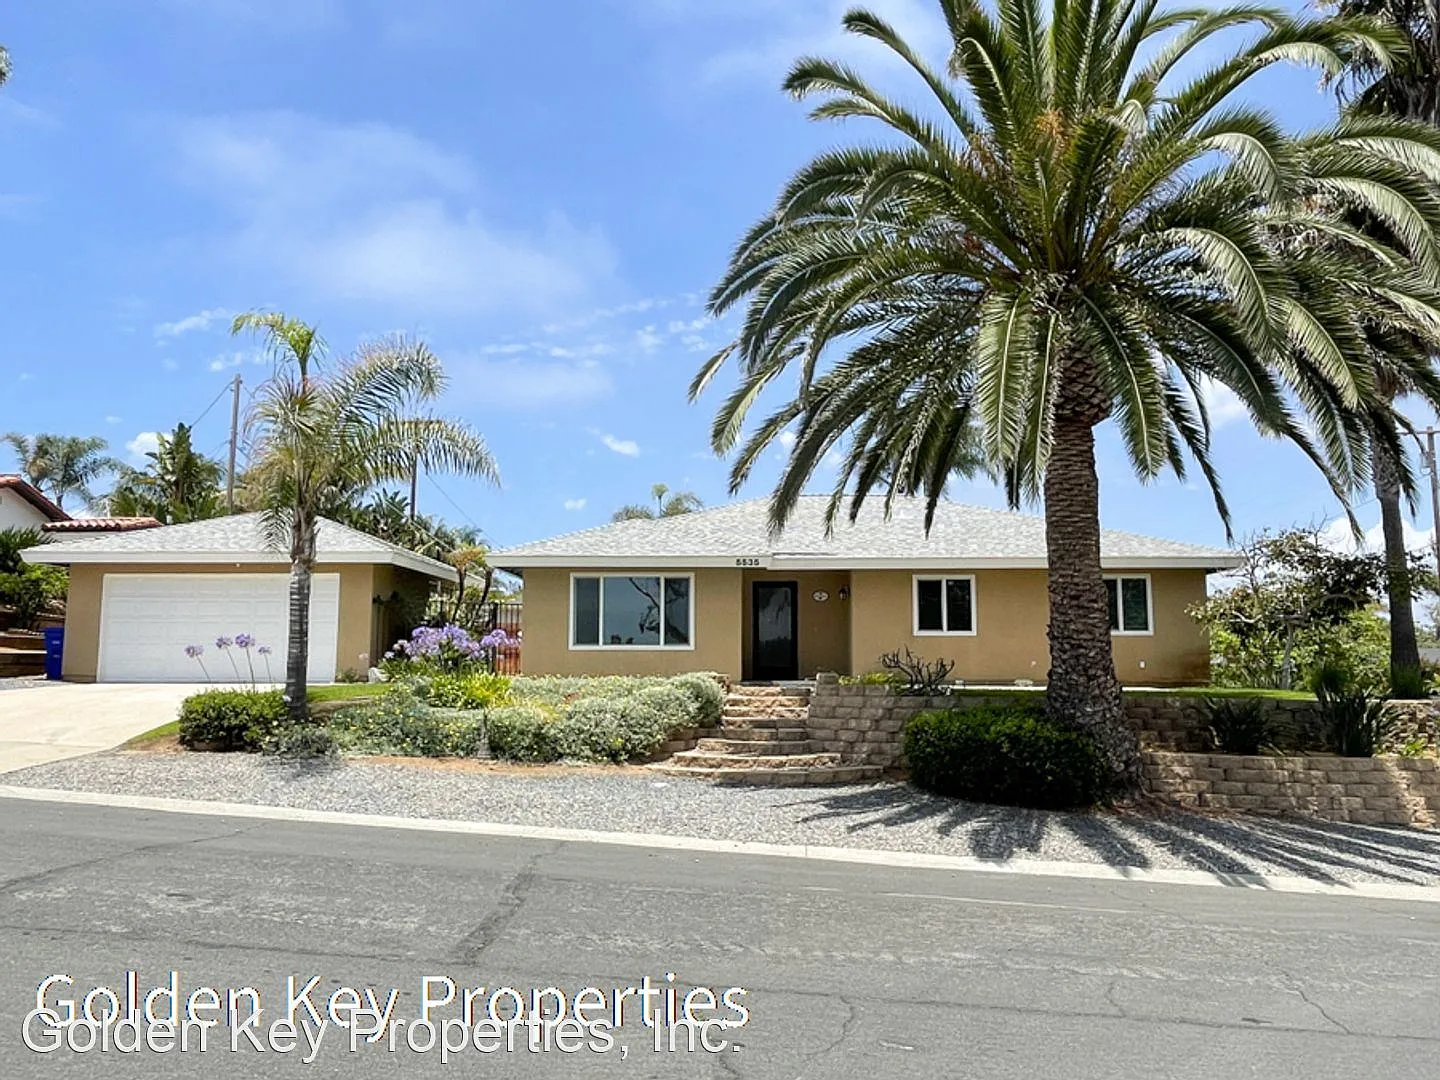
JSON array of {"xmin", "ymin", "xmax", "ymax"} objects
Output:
[
  {"xmin": 20, "ymin": 513, "xmax": 458, "ymax": 683},
  {"xmin": 98, "ymin": 574, "xmax": 340, "ymax": 683}
]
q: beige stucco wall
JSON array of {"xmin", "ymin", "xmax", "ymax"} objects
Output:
[
  {"xmin": 519, "ymin": 567, "xmax": 744, "ymax": 678},
  {"xmin": 60, "ymin": 562, "xmax": 385, "ymax": 682},
  {"xmin": 847, "ymin": 567, "xmax": 1210, "ymax": 686}
]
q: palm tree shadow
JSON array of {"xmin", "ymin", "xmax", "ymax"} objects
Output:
[{"xmin": 782, "ymin": 783, "xmax": 1440, "ymax": 886}]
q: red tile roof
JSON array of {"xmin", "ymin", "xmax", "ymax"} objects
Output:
[
  {"xmin": 42, "ymin": 517, "xmax": 163, "ymax": 533},
  {"xmin": 0, "ymin": 475, "xmax": 69, "ymax": 523}
]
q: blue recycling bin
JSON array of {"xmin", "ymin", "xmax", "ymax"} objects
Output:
[{"xmin": 42, "ymin": 627, "xmax": 64, "ymax": 681}]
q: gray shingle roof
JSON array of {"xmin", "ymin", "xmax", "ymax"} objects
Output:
[
  {"xmin": 494, "ymin": 496, "xmax": 1240, "ymax": 571},
  {"xmin": 22, "ymin": 512, "xmax": 457, "ymax": 580}
]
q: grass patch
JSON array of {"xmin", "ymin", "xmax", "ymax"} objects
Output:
[
  {"xmin": 123, "ymin": 719, "xmax": 181, "ymax": 748},
  {"xmin": 943, "ymin": 685, "xmax": 1315, "ymax": 702}
]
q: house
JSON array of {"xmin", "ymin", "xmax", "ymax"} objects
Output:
[
  {"xmin": 493, "ymin": 496, "xmax": 1243, "ymax": 686},
  {"xmin": 21, "ymin": 513, "xmax": 457, "ymax": 682},
  {"xmin": 0, "ymin": 475, "xmax": 69, "ymax": 531},
  {"xmin": 42, "ymin": 517, "xmax": 162, "ymax": 534}
]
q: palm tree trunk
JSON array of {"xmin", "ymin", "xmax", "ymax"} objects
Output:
[
  {"xmin": 285, "ymin": 512, "xmax": 316, "ymax": 725},
  {"xmin": 1373, "ymin": 435, "xmax": 1421, "ymax": 689},
  {"xmin": 1043, "ymin": 415, "xmax": 1138, "ymax": 789}
]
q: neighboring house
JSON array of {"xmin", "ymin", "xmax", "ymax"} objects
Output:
[
  {"xmin": 493, "ymin": 496, "xmax": 1243, "ymax": 686},
  {"xmin": 0, "ymin": 474, "xmax": 68, "ymax": 530},
  {"xmin": 42, "ymin": 517, "xmax": 162, "ymax": 534},
  {"xmin": 22, "ymin": 513, "xmax": 456, "ymax": 683}
]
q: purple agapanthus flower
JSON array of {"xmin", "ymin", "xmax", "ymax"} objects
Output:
[
  {"xmin": 235, "ymin": 633, "xmax": 255, "ymax": 649},
  {"xmin": 257, "ymin": 645, "xmax": 272, "ymax": 656},
  {"xmin": 479, "ymin": 629, "xmax": 517, "ymax": 650},
  {"xmin": 215, "ymin": 636, "xmax": 234, "ymax": 649},
  {"xmin": 184, "ymin": 644, "xmax": 204, "ymax": 659}
]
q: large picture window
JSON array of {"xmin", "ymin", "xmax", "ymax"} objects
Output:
[
  {"xmin": 570, "ymin": 574, "xmax": 693, "ymax": 649},
  {"xmin": 1106, "ymin": 575, "xmax": 1152, "ymax": 635},
  {"xmin": 913, "ymin": 575, "xmax": 976, "ymax": 635}
]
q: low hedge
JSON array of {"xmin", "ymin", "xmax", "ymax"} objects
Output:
[
  {"xmin": 486, "ymin": 674, "xmax": 724, "ymax": 763},
  {"xmin": 329, "ymin": 691, "xmax": 487, "ymax": 757},
  {"xmin": 178, "ymin": 689, "xmax": 287, "ymax": 752},
  {"xmin": 406, "ymin": 671, "xmax": 513, "ymax": 711},
  {"xmin": 903, "ymin": 705, "xmax": 1110, "ymax": 810}
]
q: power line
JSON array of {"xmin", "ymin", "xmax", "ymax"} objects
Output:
[
  {"xmin": 190, "ymin": 382, "xmax": 233, "ymax": 427},
  {"xmin": 425, "ymin": 473, "xmax": 484, "ymax": 533}
]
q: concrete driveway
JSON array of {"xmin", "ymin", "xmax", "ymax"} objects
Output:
[{"xmin": 0, "ymin": 683, "xmax": 205, "ymax": 773}]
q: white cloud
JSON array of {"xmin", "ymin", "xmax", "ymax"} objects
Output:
[
  {"xmin": 1199, "ymin": 378, "xmax": 1249, "ymax": 429},
  {"xmin": 170, "ymin": 111, "xmax": 616, "ymax": 315},
  {"xmin": 161, "ymin": 358, "xmax": 180, "ymax": 372},
  {"xmin": 126, "ymin": 432, "xmax": 161, "ymax": 464},
  {"xmin": 636, "ymin": 326, "xmax": 664, "ymax": 353},
  {"xmin": 1321, "ymin": 515, "xmax": 1436, "ymax": 558},
  {"xmin": 777, "ymin": 430, "xmax": 797, "ymax": 449},
  {"xmin": 155, "ymin": 307, "xmax": 231, "ymax": 339},
  {"xmin": 593, "ymin": 431, "xmax": 641, "ymax": 457},
  {"xmin": 104, "ymin": 416, "xmax": 122, "ymax": 425},
  {"xmin": 205, "ymin": 348, "xmax": 266, "ymax": 373},
  {"xmin": 563, "ymin": 498, "xmax": 588, "ymax": 511}
]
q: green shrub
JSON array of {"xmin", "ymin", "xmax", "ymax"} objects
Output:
[
  {"xmin": 263, "ymin": 724, "xmax": 338, "ymax": 759},
  {"xmin": 902, "ymin": 705, "xmax": 1110, "ymax": 809},
  {"xmin": 839, "ymin": 671, "xmax": 904, "ymax": 688},
  {"xmin": 485, "ymin": 704, "xmax": 560, "ymax": 761},
  {"xmin": 329, "ymin": 691, "xmax": 486, "ymax": 757},
  {"xmin": 178, "ymin": 689, "xmax": 286, "ymax": 752},
  {"xmin": 0, "ymin": 563, "xmax": 68, "ymax": 629},
  {"xmin": 1204, "ymin": 697, "xmax": 1276, "ymax": 756},
  {"xmin": 509, "ymin": 674, "xmax": 675, "ymax": 707},
  {"xmin": 664, "ymin": 673, "xmax": 724, "ymax": 727},
  {"xmin": 410, "ymin": 671, "xmax": 513, "ymax": 711},
  {"xmin": 1317, "ymin": 687, "xmax": 1397, "ymax": 757},
  {"xmin": 0, "ymin": 527, "xmax": 43, "ymax": 575}
]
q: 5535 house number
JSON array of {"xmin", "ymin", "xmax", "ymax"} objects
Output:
[{"xmin": 735, "ymin": 557, "xmax": 762, "ymax": 567}]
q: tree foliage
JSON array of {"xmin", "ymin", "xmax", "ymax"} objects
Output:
[
  {"xmin": 1190, "ymin": 527, "xmax": 1430, "ymax": 690},
  {"xmin": 107, "ymin": 423, "xmax": 224, "ymax": 524},
  {"xmin": 3, "ymin": 433, "xmax": 121, "ymax": 511},
  {"xmin": 612, "ymin": 483, "xmax": 704, "ymax": 522}
]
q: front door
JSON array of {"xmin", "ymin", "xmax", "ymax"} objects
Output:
[{"xmin": 752, "ymin": 581, "xmax": 798, "ymax": 681}]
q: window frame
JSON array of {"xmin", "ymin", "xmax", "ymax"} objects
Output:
[
  {"xmin": 567, "ymin": 572, "xmax": 696, "ymax": 651},
  {"xmin": 1105, "ymin": 573, "xmax": 1154, "ymax": 636},
  {"xmin": 911, "ymin": 574, "xmax": 978, "ymax": 637}
]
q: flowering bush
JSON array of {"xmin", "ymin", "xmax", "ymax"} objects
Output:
[
  {"xmin": 383, "ymin": 624, "xmax": 484, "ymax": 674},
  {"xmin": 329, "ymin": 689, "xmax": 487, "ymax": 757},
  {"xmin": 184, "ymin": 633, "xmax": 274, "ymax": 688}
]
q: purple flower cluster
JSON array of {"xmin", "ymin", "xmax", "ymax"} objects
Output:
[
  {"xmin": 390, "ymin": 624, "xmax": 484, "ymax": 667},
  {"xmin": 184, "ymin": 632, "xmax": 273, "ymax": 688},
  {"xmin": 479, "ymin": 628, "xmax": 517, "ymax": 650}
]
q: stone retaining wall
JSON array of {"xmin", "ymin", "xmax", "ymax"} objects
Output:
[
  {"xmin": 807, "ymin": 678, "xmax": 1440, "ymax": 767},
  {"xmin": 1142, "ymin": 751, "xmax": 1440, "ymax": 827}
]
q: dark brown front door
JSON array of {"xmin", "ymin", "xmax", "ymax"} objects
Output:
[{"xmin": 752, "ymin": 581, "xmax": 798, "ymax": 681}]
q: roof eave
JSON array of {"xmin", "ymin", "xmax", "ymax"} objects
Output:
[
  {"xmin": 495, "ymin": 553, "xmax": 1243, "ymax": 572},
  {"xmin": 22, "ymin": 546, "xmax": 460, "ymax": 582}
]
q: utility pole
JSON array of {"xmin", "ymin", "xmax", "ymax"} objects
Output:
[
  {"xmin": 225, "ymin": 374, "xmax": 242, "ymax": 514},
  {"xmin": 409, "ymin": 452, "xmax": 419, "ymax": 523}
]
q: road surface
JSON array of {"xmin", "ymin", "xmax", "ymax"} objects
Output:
[{"xmin": 0, "ymin": 795, "xmax": 1434, "ymax": 1077}]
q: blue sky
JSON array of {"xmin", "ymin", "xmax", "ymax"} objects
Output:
[{"xmin": 1, "ymin": 0, "xmax": 1433, "ymax": 554}]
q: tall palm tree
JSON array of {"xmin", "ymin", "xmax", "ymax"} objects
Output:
[
  {"xmin": 612, "ymin": 483, "xmax": 704, "ymax": 521},
  {"xmin": 0, "ymin": 45, "xmax": 11, "ymax": 89},
  {"xmin": 3, "ymin": 432, "xmax": 121, "ymax": 510},
  {"xmin": 109, "ymin": 422, "xmax": 224, "ymax": 523},
  {"xmin": 692, "ymin": 1, "xmax": 1440, "ymax": 785},
  {"xmin": 1330, "ymin": 0, "xmax": 1440, "ymax": 694},
  {"xmin": 235, "ymin": 311, "xmax": 501, "ymax": 723}
]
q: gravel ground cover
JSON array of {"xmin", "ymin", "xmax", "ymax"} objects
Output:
[
  {"xmin": 6, "ymin": 751, "xmax": 1439, "ymax": 887},
  {"xmin": 0, "ymin": 676, "xmax": 49, "ymax": 691}
]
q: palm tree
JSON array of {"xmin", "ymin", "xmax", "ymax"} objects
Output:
[
  {"xmin": 0, "ymin": 45, "xmax": 11, "ymax": 89},
  {"xmin": 234, "ymin": 311, "xmax": 500, "ymax": 723},
  {"xmin": 692, "ymin": 2, "xmax": 1440, "ymax": 785},
  {"xmin": 1329, "ymin": 0, "xmax": 1440, "ymax": 694},
  {"xmin": 612, "ymin": 483, "xmax": 704, "ymax": 522},
  {"xmin": 108, "ymin": 422, "xmax": 224, "ymax": 523},
  {"xmin": 3, "ymin": 432, "xmax": 121, "ymax": 511}
]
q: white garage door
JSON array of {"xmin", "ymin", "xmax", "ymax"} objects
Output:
[{"xmin": 97, "ymin": 574, "xmax": 341, "ymax": 684}]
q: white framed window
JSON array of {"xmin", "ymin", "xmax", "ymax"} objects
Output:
[
  {"xmin": 1106, "ymin": 574, "xmax": 1153, "ymax": 635},
  {"xmin": 912, "ymin": 575, "xmax": 976, "ymax": 635},
  {"xmin": 569, "ymin": 573, "xmax": 694, "ymax": 650}
]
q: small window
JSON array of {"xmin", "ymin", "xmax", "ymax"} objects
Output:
[
  {"xmin": 1106, "ymin": 576, "xmax": 1151, "ymax": 634},
  {"xmin": 913, "ymin": 576, "xmax": 975, "ymax": 635},
  {"xmin": 571, "ymin": 574, "xmax": 693, "ymax": 649}
]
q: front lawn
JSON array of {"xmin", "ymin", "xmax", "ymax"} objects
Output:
[{"xmin": 307, "ymin": 683, "xmax": 383, "ymax": 703}]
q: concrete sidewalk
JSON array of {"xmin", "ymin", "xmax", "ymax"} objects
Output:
[{"xmin": 0, "ymin": 683, "xmax": 204, "ymax": 772}]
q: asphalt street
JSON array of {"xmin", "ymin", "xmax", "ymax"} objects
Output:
[{"xmin": 0, "ymin": 795, "xmax": 1435, "ymax": 1078}]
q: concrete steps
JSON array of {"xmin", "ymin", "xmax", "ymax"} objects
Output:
[{"xmin": 646, "ymin": 683, "xmax": 880, "ymax": 786}]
